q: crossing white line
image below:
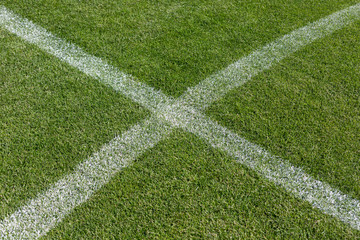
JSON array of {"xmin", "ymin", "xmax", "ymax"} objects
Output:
[{"xmin": 1, "ymin": 4, "xmax": 360, "ymax": 239}]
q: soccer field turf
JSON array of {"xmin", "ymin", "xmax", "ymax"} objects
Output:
[{"xmin": 1, "ymin": 1, "xmax": 360, "ymax": 239}]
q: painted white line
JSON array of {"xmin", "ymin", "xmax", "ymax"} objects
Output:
[
  {"xmin": 1, "ymin": 4, "xmax": 360, "ymax": 239},
  {"xmin": 180, "ymin": 3, "xmax": 360, "ymax": 110},
  {"xmin": 0, "ymin": 117, "xmax": 173, "ymax": 239},
  {"xmin": 0, "ymin": 6, "xmax": 173, "ymax": 113},
  {"xmin": 157, "ymin": 103, "xmax": 360, "ymax": 231}
]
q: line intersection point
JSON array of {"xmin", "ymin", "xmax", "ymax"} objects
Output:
[{"xmin": 1, "ymin": 4, "xmax": 360, "ymax": 239}]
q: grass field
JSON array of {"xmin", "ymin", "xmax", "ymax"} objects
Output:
[{"xmin": 1, "ymin": 1, "xmax": 360, "ymax": 239}]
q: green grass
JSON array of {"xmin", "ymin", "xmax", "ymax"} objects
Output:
[
  {"xmin": 2, "ymin": 0, "xmax": 358, "ymax": 97},
  {"xmin": 0, "ymin": 29, "xmax": 148, "ymax": 219},
  {"xmin": 1, "ymin": 0, "xmax": 360, "ymax": 239},
  {"xmin": 207, "ymin": 21, "xmax": 360, "ymax": 200},
  {"xmin": 44, "ymin": 131, "xmax": 358, "ymax": 239}
]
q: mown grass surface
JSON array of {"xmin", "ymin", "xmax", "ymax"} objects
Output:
[
  {"xmin": 207, "ymin": 21, "xmax": 360, "ymax": 200},
  {"xmin": 2, "ymin": 0, "xmax": 358, "ymax": 97},
  {"xmin": 0, "ymin": 29, "xmax": 148, "ymax": 219},
  {"xmin": 45, "ymin": 131, "xmax": 359, "ymax": 239},
  {"xmin": 1, "ymin": 0, "xmax": 360, "ymax": 239}
]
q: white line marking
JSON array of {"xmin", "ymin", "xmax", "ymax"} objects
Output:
[
  {"xmin": 1, "ymin": 4, "xmax": 360, "ymax": 239},
  {"xmin": 158, "ymin": 103, "xmax": 360, "ymax": 231},
  {"xmin": 179, "ymin": 3, "xmax": 360, "ymax": 110},
  {"xmin": 0, "ymin": 117, "xmax": 173, "ymax": 239},
  {"xmin": 0, "ymin": 6, "xmax": 172, "ymax": 113}
]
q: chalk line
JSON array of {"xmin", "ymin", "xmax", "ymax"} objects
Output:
[{"xmin": 1, "ymin": 4, "xmax": 359, "ymax": 239}]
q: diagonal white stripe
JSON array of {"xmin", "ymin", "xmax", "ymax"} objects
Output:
[
  {"xmin": 0, "ymin": 5, "xmax": 172, "ymax": 113},
  {"xmin": 179, "ymin": 3, "xmax": 360, "ymax": 110},
  {"xmin": 0, "ymin": 117, "xmax": 173, "ymax": 239},
  {"xmin": 1, "ymin": 4, "xmax": 360, "ymax": 239},
  {"xmin": 157, "ymin": 103, "xmax": 360, "ymax": 231}
]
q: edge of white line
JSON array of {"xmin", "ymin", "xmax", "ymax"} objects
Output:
[
  {"xmin": 180, "ymin": 3, "xmax": 360, "ymax": 110},
  {"xmin": 157, "ymin": 103, "xmax": 360, "ymax": 231},
  {"xmin": 0, "ymin": 117, "xmax": 173, "ymax": 239},
  {"xmin": 0, "ymin": 6, "xmax": 173, "ymax": 113},
  {"xmin": 1, "ymin": 3, "xmax": 360, "ymax": 239}
]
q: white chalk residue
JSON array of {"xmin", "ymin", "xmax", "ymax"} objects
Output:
[{"xmin": 1, "ymin": 4, "xmax": 359, "ymax": 239}]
